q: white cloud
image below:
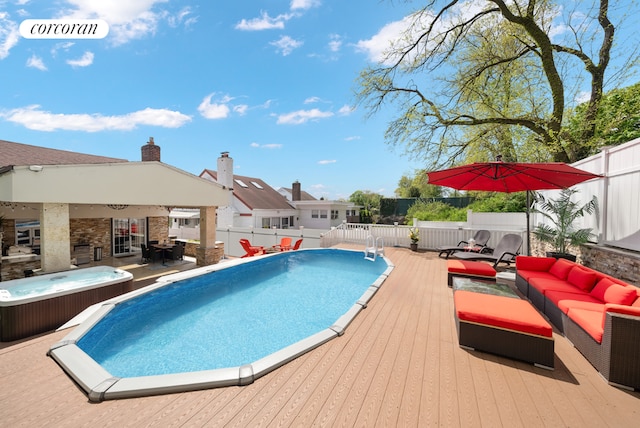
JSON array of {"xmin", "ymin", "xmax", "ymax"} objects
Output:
[
  {"xmin": 58, "ymin": 0, "xmax": 168, "ymax": 46},
  {"xmin": 355, "ymin": 15, "xmax": 416, "ymax": 64},
  {"xmin": 26, "ymin": 54, "xmax": 47, "ymax": 71},
  {"xmin": 276, "ymin": 108, "xmax": 333, "ymax": 125},
  {"xmin": 251, "ymin": 142, "xmax": 283, "ymax": 149},
  {"xmin": 317, "ymin": 159, "xmax": 336, "ymax": 165},
  {"xmin": 51, "ymin": 41, "xmax": 75, "ymax": 57},
  {"xmin": 167, "ymin": 7, "xmax": 197, "ymax": 28},
  {"xmin": 2, "ymin": 105, "xmax": 191, "ymax": 131},
  {"xmin": 269, "ymin": 35, "xmax": 303, "ymax": 56},
  {"xmin": 235, "ymin": 11, "xmax": 293, "ymax": 31},
  {"xmin": 0, "ymin": 12, "xmax": 20, "ymax": 59},
  {"xmin": 66, "ymin": 51, "xmax": 94, "ymax": 67},
  {"xmin": 338, "ymin": 104, "xmax": 354, "ymax": 115},
  {"xmin": 344, "ymin": 136, "xmax": 361, "ymax": 141},
  {"xmin": 328, "ymin": 34, "xmax": 342, "ymax": 52},
  {"xmin": 198, "ymin": 94, "xmax": 231, "ymax": 119},
  {"xmin": 233, "ymin": 104, "xmax": 249, "ymax": 115},
  {"xmin": 575, "ymin": 91, "xmax": 591, "ymax": 105},
  {"xmin": 290, "ymin": 0, "xmax": 321, "ymax": 11},
  {"xmin": 304, "ymin": 96, "xmax": 322, "ymax": 104}
]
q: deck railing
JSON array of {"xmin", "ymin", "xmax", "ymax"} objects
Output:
[{"xmin": 320, "ymin": 222, "xmax": 528, "ymax": 254}]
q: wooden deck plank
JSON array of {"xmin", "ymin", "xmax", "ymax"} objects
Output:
[{"xmin": 1, "ymin": 246, "xmax": 639, "ymax": 427}]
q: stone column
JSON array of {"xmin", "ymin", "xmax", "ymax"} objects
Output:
[
  {"xmin": 197, "ymin": 206, "xmax": 224, "ymax": 266},
  {"xmin": 40, "ymin": 203, "xmax": 71, "ymax": 273}
]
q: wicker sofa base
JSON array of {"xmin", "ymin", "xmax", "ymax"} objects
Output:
[
  {"xmin": 563, "ymin": 312, "xmax": 640, "ymax": 390},
  {"xmin": 455, "ymin": 316, "xmax": 555, "ymax": 369}
]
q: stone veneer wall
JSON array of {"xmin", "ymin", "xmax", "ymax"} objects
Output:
[
  {"xmin": 580, "ymin": 244, "xmax": 640, "ymax": 286},
  {"xmin": 148, "ymin": 217, "xmax": 169, "ymax": 244},
  {"xmin": 1, "ymin": 219, "xmax": 16, "ymax": 255},
  {"xmin": 69, "ymin": 218, "xmax": 112, "ymax": 260}
]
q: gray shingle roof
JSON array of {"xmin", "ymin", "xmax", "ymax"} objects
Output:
[
  {"xmin": 202, "ymin": 169, "xmax": 294, "ymax": 210},
  {"xmin": 0, "ymin": 139, "xmax": 127, "ymax": 168}
]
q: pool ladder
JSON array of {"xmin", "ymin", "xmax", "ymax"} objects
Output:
[{"xmin": 364, "ymin": 236, "xmax": 385, "ymax": 261}]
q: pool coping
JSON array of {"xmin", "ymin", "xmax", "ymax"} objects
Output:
[{"xmin": 48, "ymin": 249, "xmax": 394, "ymax": 402}]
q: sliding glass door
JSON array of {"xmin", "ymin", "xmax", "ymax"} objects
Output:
[{"xmin": 113, "ymin": 218, "xmax": 146, "ymax": 256}]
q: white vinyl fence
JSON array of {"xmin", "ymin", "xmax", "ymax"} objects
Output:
[{"xmin": 536, "ymin": 137, "xmax": 640, "ymax": 246}]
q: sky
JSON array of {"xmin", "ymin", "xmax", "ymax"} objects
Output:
[
  {"xmin": 1, "ymin": 1, "xmax": 638, "ymax": 201},
  {"xmin": 0, "ymin": 0, "xmax": 426, "ymax": 200}
]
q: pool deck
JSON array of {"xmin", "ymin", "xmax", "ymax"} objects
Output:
[{"xmin": 1, "ymin": 245, "xmax": 639, "ymax": 427}]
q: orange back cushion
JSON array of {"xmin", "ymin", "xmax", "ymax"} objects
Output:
[
  {"xmin": 567, "ymin": 267, "xmax": 598, "ymax": 292},
  {"xmin": 549, "ymin": 258, "xmax": 575, "ymax": 280}
]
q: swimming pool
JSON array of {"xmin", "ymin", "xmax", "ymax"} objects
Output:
[
  {"xmin": 48, "ymin": 249, "xmax": 393, "ymax": 402},
  {"xmin": 0, "ymin": 266, "xmax": 133, "ymax": 342}
]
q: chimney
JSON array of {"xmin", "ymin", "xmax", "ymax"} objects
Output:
[
  {"xmin": 141, "ymin": 137, "xmax": 161, "ymax": 162},
  {"xmin": 217, "ymin": 151, "xmax": 234, "ymax": 189},
  {"xmin": 292, "ymin": 180, "xmax": 301, "ymax": 201}
]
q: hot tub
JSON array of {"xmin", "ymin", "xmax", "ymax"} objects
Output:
[{"xmin": 0, "ymin": 266, "xmax": 133, "ymax": 342}]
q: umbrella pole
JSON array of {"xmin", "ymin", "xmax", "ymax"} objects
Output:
[{"xmin": 526, "ymin": 190, "xmax": 531, "ymax": 255}]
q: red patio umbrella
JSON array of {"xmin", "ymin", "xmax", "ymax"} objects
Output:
[{"xmin": 426, "ymin": 160, "xmax": 602, "ymax": 254}]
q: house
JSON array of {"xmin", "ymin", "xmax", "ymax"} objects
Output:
[
  {"xmin": 0, "ymin": 138, "xmax": 229, "ymax": 281},
  {"xmin": 194, "ymin": 152, "xmax": 360, "ymax": 230}
]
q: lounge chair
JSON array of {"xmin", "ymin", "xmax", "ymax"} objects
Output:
[
  {"xmin": 450, "ymin": 233, "xmax": 523, "ymax": 268},
  {"xmin": 437, "ymin": 230, "xmax": 491, "ymax": 259},
  {"xmin": 292, "ymin": 239, "xmax": 303, "ymax": 250},
  {"xmin": 272, "ymin": 237, "xmax": 292, "ymax": 251},
  {"xmin": 240, "ymin": 239, "xmax": 264, "ymax": 258}
]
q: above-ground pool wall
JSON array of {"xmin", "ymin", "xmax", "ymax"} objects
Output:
[{"xmin": 1, "ymin": 278, "xmax": 133, "ymax": 342}]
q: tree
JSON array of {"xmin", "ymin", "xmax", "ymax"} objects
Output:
[
  {"xmin": 349, "ymin": 190, "xmax": 383, "ymax": 212},
  {"xmin": 396, "ymin": 171, "xmax": 443, "ymax": 198},
  {"xmin": 357, "ymin": 0, "xmax": 636, "ymax": 167},
  {"xmin": 564, "ymin": 81, "xmax": 640, "ymax": 154}
]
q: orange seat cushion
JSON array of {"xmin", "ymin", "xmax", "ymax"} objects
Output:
[
  {"xmin": 567, "ymin": 308, "xmax": 604, "ymax": 343},
  {"xmin": 454, "ymin": 291, "xmax": 552, "ymax": 338},
  {"xmin": 447, "ymin": 260, "xmax": 496, "ymax": 277}
]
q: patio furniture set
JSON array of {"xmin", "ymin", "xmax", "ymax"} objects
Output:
[
  {"xmin": 446, "ymin": 253, "xmax": 640, "ymax": 390},
  {"xmin": 239, "ymin": 238, "xmax": 303, "ymax": 258}
]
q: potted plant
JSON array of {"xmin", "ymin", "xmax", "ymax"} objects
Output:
[
  {"xmin": 409, "ymin": 227, "xmax": 420, "ymax": 251},
  {"xmin": 532, "ymin": 188, "xmax": 598, "ymax": 261}
]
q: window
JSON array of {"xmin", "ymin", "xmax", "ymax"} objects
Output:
[
  {"xmin": 331, "ymin": 210, "xmax": 339, "ymax": 220},
  {"xmin": 234, "ymin": 179, "xmax": 248, "ymax": 188},
  {"xmin": 312, "ymin": 210, "xmax": 319, "ymax": 219},
  {"xmin": 320, "ymin": 210, "xmax": 328, "ymax": 219}
]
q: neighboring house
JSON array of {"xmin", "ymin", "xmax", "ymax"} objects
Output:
[
  {"xmin": 0, "ymin": 138, "xmax": 228, "ymax": 281},
  {"xmin": 192, "ymin": 152, "xmax": 360, "ymax": 230},
  {"xmin": 277, "ymin": 182, "xmax": 317, "ymax": 202}
]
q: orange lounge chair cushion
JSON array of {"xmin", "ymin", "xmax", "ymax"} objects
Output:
[
  {"xmin": 447, "ymin": 260, "xmax": 496, "ymax": 277},
  {"xmin": 454, "ymin": 291, "xmax": 552, "ymax": 338}
]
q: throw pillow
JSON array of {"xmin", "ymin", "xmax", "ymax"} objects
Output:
[
  {"xmin": 549, "ymin": 258, "xmax": 574, "ymax": 280},
  {"xmin": 590, "ymin": 277, "xmax": 615, "ymax": 302},
  {"xmin": 567, "ymin": 267, "xmax": 598, "ymax": 292},
  {"xmin": 603, "ymin": 283, "xmax": 637, "ymax": 306}
]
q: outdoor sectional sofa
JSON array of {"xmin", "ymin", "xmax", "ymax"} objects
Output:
[{"xmin": 515, "ymin": 255, "xmax": 640, "ymax": 390}]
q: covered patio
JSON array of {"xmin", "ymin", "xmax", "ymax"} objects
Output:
[
  {"xmin": 1, "ymin": 160, "xmax": 230, "ymax": 280},
  {"xmin": 1, "ymin": 245, "xmax": 638, "ymax": 426}
]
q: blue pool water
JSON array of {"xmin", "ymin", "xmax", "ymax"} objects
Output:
[{"xmin": 77, "ymin": 249, "xmax": 387, "ymax": 377}]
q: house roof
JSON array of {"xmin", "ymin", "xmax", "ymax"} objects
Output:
[
  {"xmin": 0, "ymin": 139, "xmax": 127, "ymax": 167},
  {"xmin": 202, "ymin": 169, "xmax": 294, "ymax": 210},
  {"xmin": 280, "ymin": 187, "xmax": 317, "ymax": 201}
]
